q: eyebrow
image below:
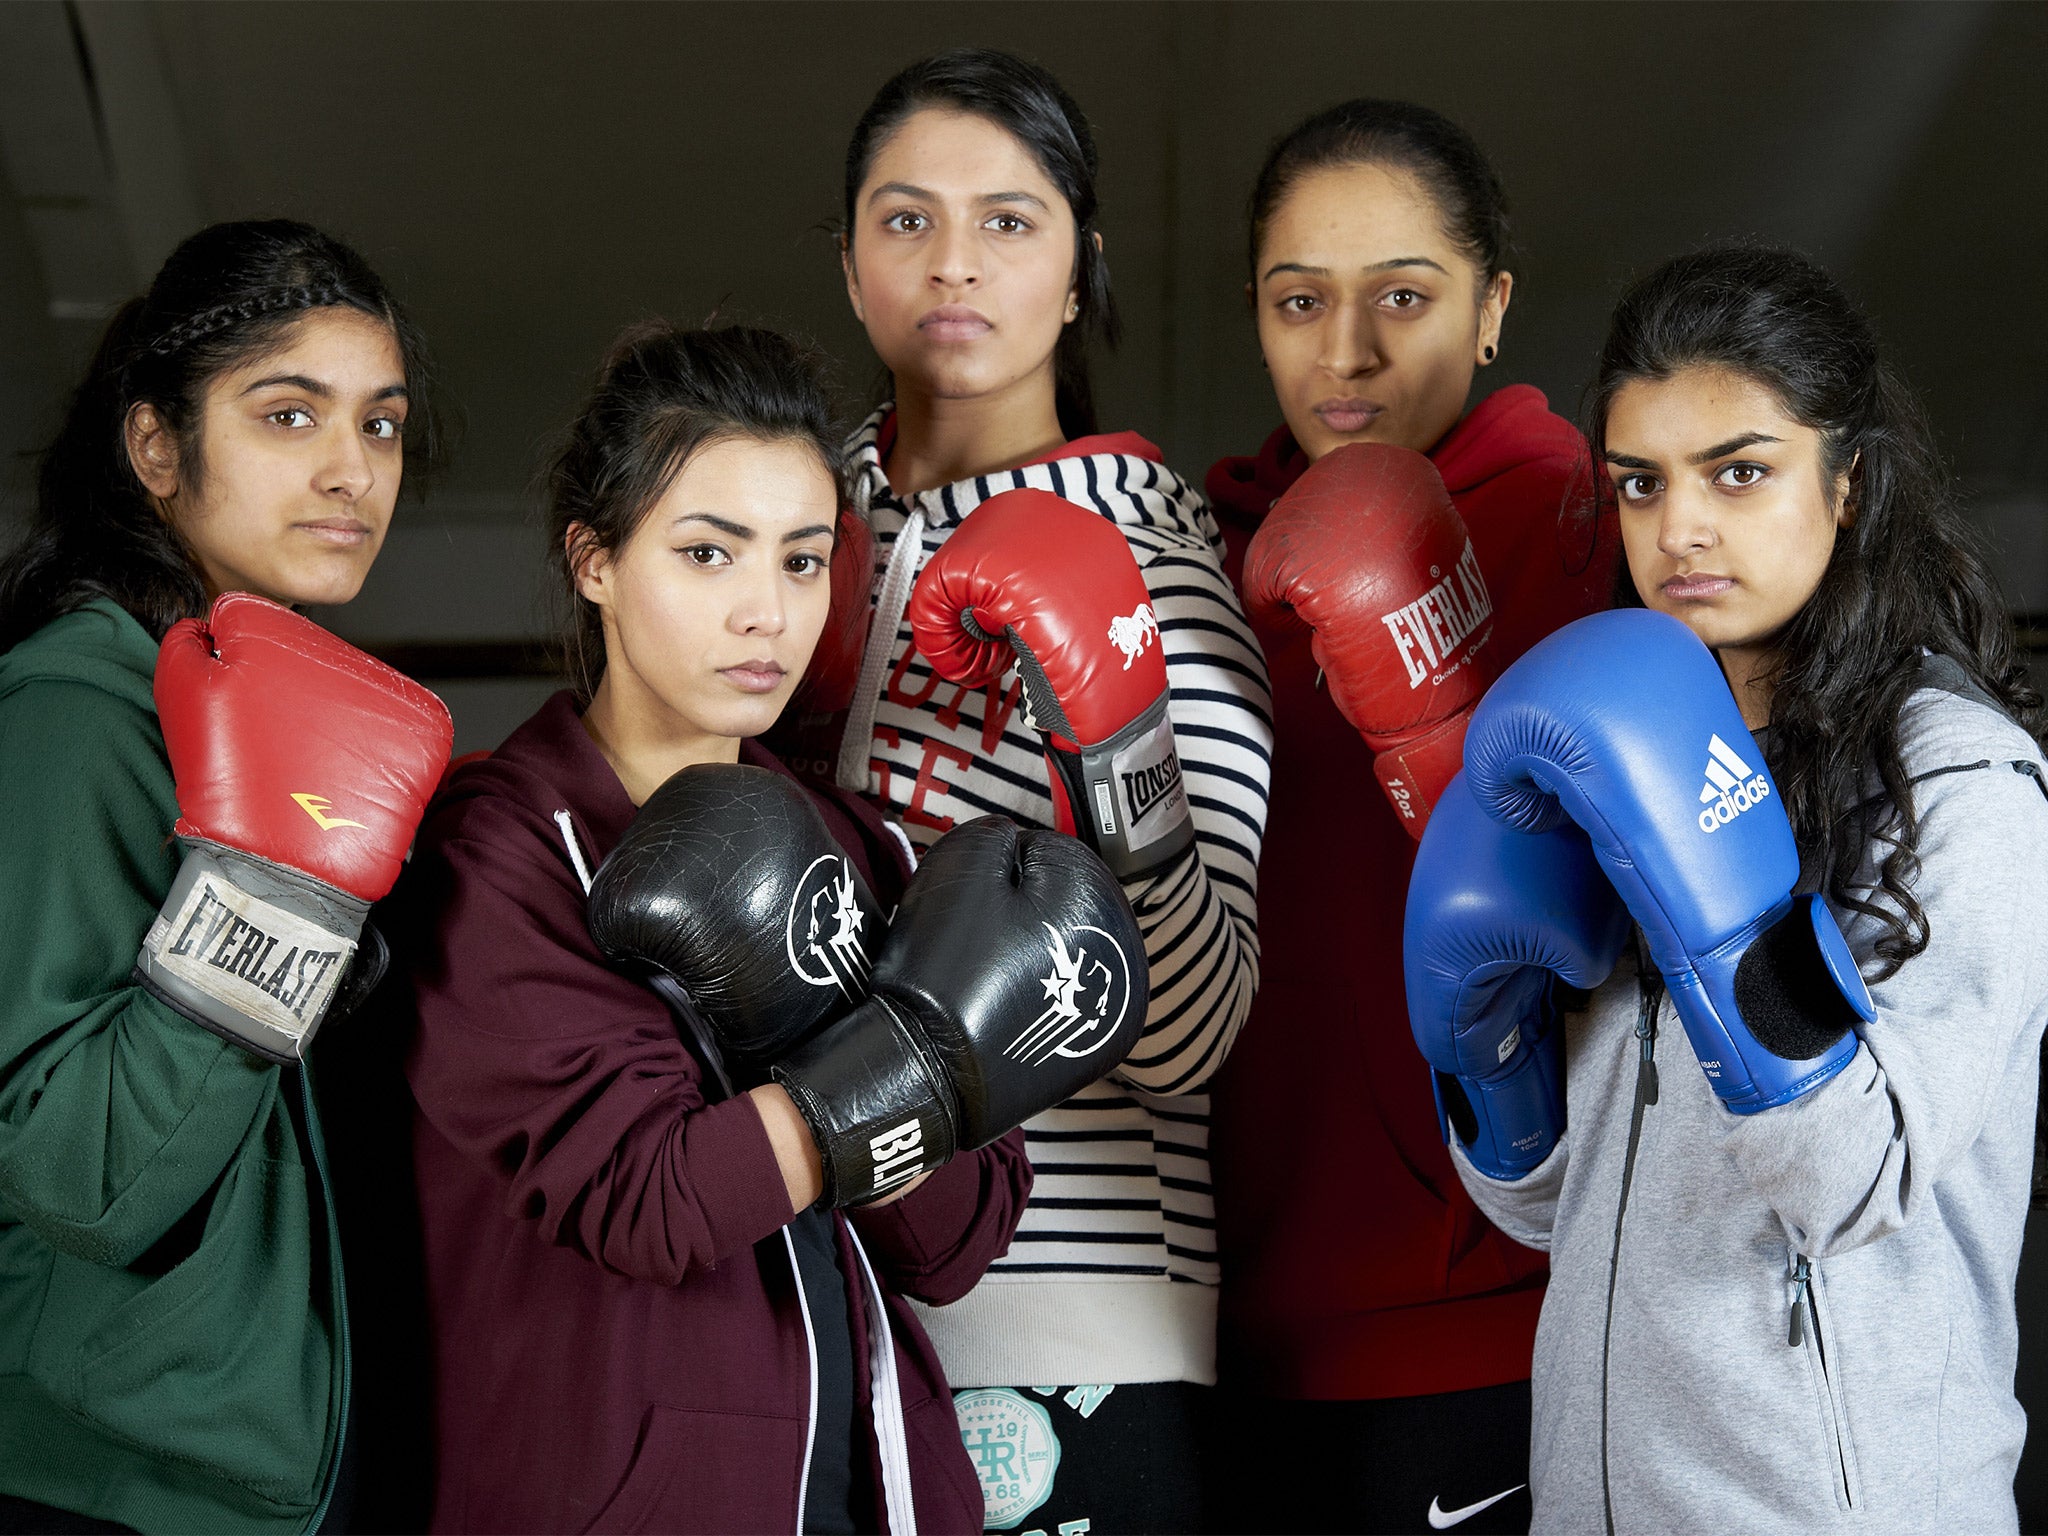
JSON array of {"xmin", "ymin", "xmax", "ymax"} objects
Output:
[
  {"xmin": 1260, "ymin": 255, "xmax": 1451, "ymax": 282},
  {"xmin": 673, "ymin": 514, "xmax": 835, "ymax": 544},
  {"xmin": 1689, "ymin": 432, "xmax": 1781, "ymax": 465},
  {"xmin": 239, "ymin": 374, "xmax": 408, "ymax": 404},
  {"xmin": 1605, "ymin": 431, "xmax": 1786, "ymax": 472},
  {"xmin": 866, "ymin": 180, "xmax": 1049, "ymax": 212}
]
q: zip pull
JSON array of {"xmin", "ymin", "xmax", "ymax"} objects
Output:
[
  {"xmin": 1632, "ymin": 945, "xmax": 1662, "ymax": 1107},
  {"xmin": 1789, "ymin": 1256, "xmax": 1811, "ymax": 1347}
]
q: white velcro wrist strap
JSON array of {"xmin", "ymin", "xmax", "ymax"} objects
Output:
[{"xmin": 136, "ymin": 842, "xmax": 366, "ymax": 1062}]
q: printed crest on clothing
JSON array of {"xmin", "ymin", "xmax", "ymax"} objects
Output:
[{"xmin": 956, "ymin": 1387, "xmax": 1062, "ymax": 1530}]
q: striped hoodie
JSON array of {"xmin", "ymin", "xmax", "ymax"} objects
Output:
[{"xmin": 832, "ymin": 408, "xmax": 1273, "ymax": 1388}]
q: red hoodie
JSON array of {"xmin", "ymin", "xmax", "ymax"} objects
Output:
[{"xmin": 1207, "ymin": 385, "xmax": 1616, "ymax": 1400}]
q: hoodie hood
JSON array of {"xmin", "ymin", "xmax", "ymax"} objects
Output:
[
  {"xmin": 0, "ymin": 598, "xmax": 158, "ymax": 714},
  {"xmin": 1206, "ymin": 384, "xmax": 1587, "ymax": 526}
]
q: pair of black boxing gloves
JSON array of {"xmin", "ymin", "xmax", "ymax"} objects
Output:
[{"xmin": 587, "ymin": 766, "xmax": 1147, "ymax": 1207}]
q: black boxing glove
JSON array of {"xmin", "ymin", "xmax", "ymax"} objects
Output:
[
  {"xmin": 773, "ymin": 817, "xmax": 1148, "ymax": 1206},
  {"xmin": 588, "ymin": 764, "xmax": 886, "ymax": 1086}
]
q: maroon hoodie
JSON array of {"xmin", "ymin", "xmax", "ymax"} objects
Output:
[
  {"xmin": 1207, "ymin": 385, "xmax": 1617, "ymax": 1400},
  {"xmin": 399, "ymin": 691, "xmax": 1030, "ymax": 1531}
]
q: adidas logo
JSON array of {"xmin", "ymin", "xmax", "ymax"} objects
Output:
[{"xmin": 1697, "ymin": 733, "xmax": 1771, "ymax": 834}]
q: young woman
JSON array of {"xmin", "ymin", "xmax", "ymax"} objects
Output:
[
  {"xmin": 0, "ymin": 220, "xmax": 435, "ymax": 1533},
  {"xmin": 815, "ymin": 47, "xmax": 1272, "ymax": 1535},
  {"xmin": 395, "ymin": 322, "xmax": 1032, "ymax": 1534},
  {"xmin": 1205, "ymin": 100, "xmax": 1614, "ymax": 1532},
  {"xmin": 1443, "ymin": 245, "xmax": 2048, "ymax": 1531}
]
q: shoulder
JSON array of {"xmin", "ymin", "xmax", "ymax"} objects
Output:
[
  {"xmin": 0, "ymin": 600, "xmax": 158, "ymax": 716},
  {"xmin": 1896, "ymin": 684, "xmax": 2048, "ymax": 793},
  {"xmin": 1435, "ymin": 385, "xmax": 1587, "ymax": 500}
]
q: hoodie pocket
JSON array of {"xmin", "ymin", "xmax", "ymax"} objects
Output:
[
  {"xmin": 31, "ymin": 1154, "xmax": 332, "ymax": 1504},
  {"xmin": 1791, "ymin": 1252, "xmax": 1862, "ymax": 1512},
  {"xmin": 582, "ymin": 1404, "xmax": 805, "ymax": 1534}
]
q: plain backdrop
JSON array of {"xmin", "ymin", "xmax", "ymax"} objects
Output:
[{"xmin": 3, "ymin": 3, "xmax": 2048, "ymax": 1520}]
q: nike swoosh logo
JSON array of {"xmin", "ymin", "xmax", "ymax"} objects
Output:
[{"xmin": 1427, "ymin": 1485, "xmax": 1527, "ymax": 1529}]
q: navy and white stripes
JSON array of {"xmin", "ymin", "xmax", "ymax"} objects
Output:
[{"xmin": 843, "ymin": 410, "xmax": 1271, "ymax": 1384}]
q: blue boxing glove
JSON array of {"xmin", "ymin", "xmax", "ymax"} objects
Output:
[
  {"xmin": 1405, "ymin": 773, "xmax": 1630, "ymax": 1178},
  {"xmin": 1464, "ymin": 610, "xmax": 1874, "ymax": 1113}
]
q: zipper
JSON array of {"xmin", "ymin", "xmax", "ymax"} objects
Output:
[
  {"xmin": 779, "ymin": 1226, "xmax": 822, "ymax": 1536},
  {"xmin": 1600, "ymin": 938, "xmax": 1662, "ymax": 1536},
  {"xmin": 1790, "ymin": 1252, "xmax": 1859, "ymax": 1509},
  {"xmin": 298, "ymin": 1064, "xmax": 351, "ymax": 1534}
]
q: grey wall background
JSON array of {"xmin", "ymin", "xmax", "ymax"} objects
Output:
[
  {"xmin": 3, "ymin": 2, "xmax": 2045, "ymax": 753},
  {"xmin": 5, "ymin": 0, "xmax": 2048, "ymax": 1520}
]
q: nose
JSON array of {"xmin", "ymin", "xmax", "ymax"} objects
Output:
[
  {"xmin": 320, "ymin": 423, "xmax": 375, "ymax": 502},
  {"xmin": 927, "ymin": 218, "xmax": 982, "ymax": 291},
  {"xmin": 728, "ymin": 558, "xmax": 789, "ymax": 639},
  {"xmin": 1656, "ymin": 486, "xmax": 1718, "ymax": 561},
  {"xmin": 1320, "ymin": 296, "xmax": 1381, "ymax": 380}
]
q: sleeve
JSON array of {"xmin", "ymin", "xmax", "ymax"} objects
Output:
[
  {"xmin": 1112, "ymin": 523, "xmax": 1274, "ymax": 1095},
  {"xmin": 1450, "ymin": 1138, "xmax": 1565, "ymax": 1253},
  {"xmin": 403, "ymin": 801, "xmax": 800, "ymax": 1284},
  {"xmin": 0, "ymin": 681, "xmax": 278, "ymax": 1269},
  {"xmin": 848, "ymin": 1126, "xmax": 1032, "ymax": 1305},
  {"xmin": 1718, "ymin": 755, "xmax": 2048, "ymax": 1259}
]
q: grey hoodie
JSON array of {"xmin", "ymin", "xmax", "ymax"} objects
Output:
[{"xmin": 1456, "ymin": 684, "xmax": 2048, "ymax": 1534}]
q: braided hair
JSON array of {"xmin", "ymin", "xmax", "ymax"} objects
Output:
[{"xmin": 0, "ymin": 220, "xmax": 438, "ymax": 650}]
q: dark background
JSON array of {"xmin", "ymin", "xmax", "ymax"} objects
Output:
[{"xmin": 3, "ymin": 0, "xmax": 2047, "ymax": 1521}]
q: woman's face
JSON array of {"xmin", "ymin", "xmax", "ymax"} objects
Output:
[
  {"xmin": 1606, "ymin": 365, "xmax": 1852, "ymax": 655},
  {"xmin": 129, "ymin": 307, "xmax": 409, "ymax": 607},
  {"xmin": 844, "ymin": 107, "xmax": 1080, "ymax": 410},
  {"xmin": 576, "ymin": 435, "xmax": 838, "ymax": 748},
  {"xmin": 1254, "ymin": 161, "xmax": 1509, "ymax": 460}
]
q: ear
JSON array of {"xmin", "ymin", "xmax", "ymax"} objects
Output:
[
  {"xmin": 1475, "ymin": 271, "xmax": 1514, "ymax": 366},
  {"xmin": 840, "ymin": 232, "xmax": 864, "ymax": 324},
  {"xmin": 566, "ymin": 522, "xmax": 613, "ymax": 608},
  {"xmin": 125, "ymin": 403, "xmax": 181, "ymax": 501},
  {"xmin": 1834, "ymin": 451, "xmax": 1862, "ymax": 529}
]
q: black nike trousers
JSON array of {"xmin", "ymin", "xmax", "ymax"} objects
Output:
[{"xmin": 1210, "ymin": 1380, "xmax": 1533, "ymax": 1534}]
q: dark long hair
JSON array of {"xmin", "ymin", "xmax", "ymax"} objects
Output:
[
  {"xmin": 0, "ymin": 219, "xmax": 436, "ymax": 652},
  {"xmin": 1593, "ymin": 245, "xmax": 2044, "ymax": 979},
  {"xmin": 842, "ymin": 47, "xmax": 1119, "ymax": 439},
  {"xmin": 543, "ymin": 322, "xmax": 841, "ymax": 701},
  {"xmin": 1246, "ymin": 98, "xmax": 1512, "ymax": 289}
]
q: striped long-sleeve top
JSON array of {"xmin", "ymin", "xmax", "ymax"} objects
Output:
[{"xmin": 833, "ymin": 409, "xmax": 1273, "ymax": 1387}]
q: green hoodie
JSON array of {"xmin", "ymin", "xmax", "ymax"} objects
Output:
[{"xmin": 0, "ymin": 601, "xmax": 346, "ymax": 1534}]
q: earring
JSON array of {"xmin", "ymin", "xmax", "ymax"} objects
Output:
[
  {"xmin": 1483, "ymin": 345, "xmax": 1497, "ymax": 363},
  {"xmin": 1066, "ymin": 301, "xmax": 1079, "ymax": 322}
]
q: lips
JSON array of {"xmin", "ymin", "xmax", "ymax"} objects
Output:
[
  {"xmin": 1312, "ymin": 398, "xmax": 1384, "ymax": 435},
  {"xmin": 296, "ymin": 519, "xmax": 372, "ymax": 548},
  {"xmin": 1663, "ymin": 573, "xmax": 1736, "ymax": 600},
  {"xmin": 919, "ymin": 304, "xmax": 993, "ymax": 343},
  {"xmin": 719, "ymin": 660, "xmax": 788, "ymax": 695}
]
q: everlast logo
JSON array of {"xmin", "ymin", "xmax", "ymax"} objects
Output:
[
  {"xmin": 166, "ymin": 879, "xmax": 345, "ymax": 1022},
  {"xmin": 1379, "ymin": 541, "xmax": 1494, "ymax": 690},
  {"xmin": 1120, "ymin": 751, "xmax": 1184, "ymax": 825}
]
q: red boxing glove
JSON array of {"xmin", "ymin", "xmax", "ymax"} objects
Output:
[
  {"xmin": 908, "ymin": 488, "xmax": 1194, "ymax": 881},
  {"xmin": 1244, "ymin": 443, "xmax": 1495, "ymax": 836},
  {"xmin": 796, "ymin": 505, "xmax": 877, "ymax": 714},
  {"xmin": 136, "ymin": 593, "xmax": 454, "ymax": 1060}
]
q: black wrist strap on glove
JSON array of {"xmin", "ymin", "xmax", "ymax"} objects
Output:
[{"xmin": 774, "ymin": 1000, "xmax": 959, "ymax": 1208}]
